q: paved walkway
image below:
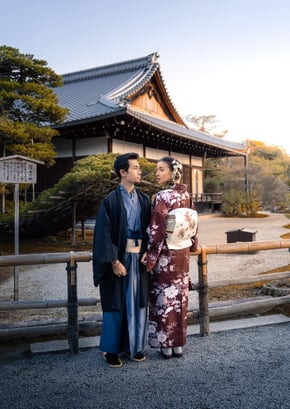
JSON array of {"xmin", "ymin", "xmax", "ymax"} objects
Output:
[{"xmin": 1, "ymin": 317, "xmax": 290, "ymax": 409}]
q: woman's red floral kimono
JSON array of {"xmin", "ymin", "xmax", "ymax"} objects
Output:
[{"xmin": 146, "ymin": 184, "xmax": 198, "ymax": 349}]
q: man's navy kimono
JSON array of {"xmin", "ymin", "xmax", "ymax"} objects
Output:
[{"xmin": 93, "ymin": 185, "xmax": 151, "ymax": 311}]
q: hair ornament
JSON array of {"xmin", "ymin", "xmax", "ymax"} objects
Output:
[{"xmin": 171, "ymin": 159, "xmax": 183, "ymax": 182}]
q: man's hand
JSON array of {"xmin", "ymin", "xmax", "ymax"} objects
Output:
[{"xmin": 111, "ymin": 260, "xmax": 127, "ymax": 277}]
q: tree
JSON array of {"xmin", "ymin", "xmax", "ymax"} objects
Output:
[
  {"xmin": 0, "ymin": 46, "xmax": 68, "ymax": 165},
  {"xmin": 185, "ymin": 114, "xmax": 228, "ymax": 137},
  {"xmin": 204, "ymin": 139, "xmax": 290, "ymax": 214},
  {"xmin": 0, "ymin": 153, "xmax": 158, "ymax": 238},
  {"xmin": 246, "ymin": 140, "xmax": 290, "ymax": 210},
  {"xmin": 221, "ymin": 190, "xmax": 260, "ymax": 217}
]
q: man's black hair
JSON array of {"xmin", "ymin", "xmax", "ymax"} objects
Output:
[{"xmin": 114, "ymin": 152, "xmax": 139, "ymax": 179}]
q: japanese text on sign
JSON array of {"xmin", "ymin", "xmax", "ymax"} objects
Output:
[{"xmin": 0, "ymin": 160, "xmax": 37, "ymax": 184}]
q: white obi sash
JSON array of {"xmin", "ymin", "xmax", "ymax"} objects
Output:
[{"xmin": 166, "ymin": 208, "xmax": 198, "ymax": 250}]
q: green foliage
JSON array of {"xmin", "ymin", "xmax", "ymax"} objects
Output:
[
  {"xmin": 248, "ymin": 140, "xmax": 290, "ymax": 184},
  {"xmin": 221, "ymin": 190, "xmax": 260, "ymax": 217},
  {"xmin": 138, "ymin": 156, "xmax": 158, "ymax": 183},
  {"xmin": 72, "ymin": 153, "xmax": 117, "ymax": 179},
  {"xmin": 205, "ymin": 140, "xmax": 290, "ymax": 212},
  {"xmin": 0, "ymin": 45, "xmax": 69, "ymax": 165},
  {"xmin": 17, "ymin": 153, "xmax": 157, "ymax": 214},
  {"xmin": 204, "ymin": 156, "xmax": 246, "ymax": 193},
  {"xmin": 0, "ymin": 153, "xmax": 158, "ymax": 237},
  {"xmin": 247, "ymin": 141, "xmax": 290, "ymax": 210}
]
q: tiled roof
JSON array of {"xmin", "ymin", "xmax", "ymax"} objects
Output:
[
  {"xmin": 54, "ymin": 52, "xmax": 246, "ymax": 154},
  {"xmin": 55, "ymin": 53, "xmax": 161, "ymax": 123}
]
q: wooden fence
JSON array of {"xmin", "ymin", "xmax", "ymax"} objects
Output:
[
  {"xmin": 0, "ymin": 239, "xmax": 290, "ymax": 353},
  {"xmin": 194, "ymin": 239, "xmax": 290, "ymax": 336},
  {"xmin": 0, "ymin": 251, "xmax": 92, "ymax": 353}
]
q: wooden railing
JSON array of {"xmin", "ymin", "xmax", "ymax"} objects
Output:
[
  {"xmin": 0, "ymin": 251, "xmax": 92, "ymax": 353},
  {"xmin": 192, "ymin": 193, "xmax": 223, "ymax": 203},
  {"xmin": 0, "ymin": 239, "xmax": 290, "ymax": 353},
  {"xmin": 193, "ymin": 239, "xmax": 290, "ymax": 336}
]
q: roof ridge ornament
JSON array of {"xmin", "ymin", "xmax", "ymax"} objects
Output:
[{"xmin": 149, "ymin": 52, "xmax": 159, "ymax": 64}]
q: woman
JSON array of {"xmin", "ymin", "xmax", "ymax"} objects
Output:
[{"xmin": 141, "ymin": 157, "xmax": 198, "ymax": 359}]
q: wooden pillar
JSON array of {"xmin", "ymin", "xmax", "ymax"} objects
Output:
[
  {"xmin": 198, "ymin": 245, "xmax": 209, "ymax": 336},
  {"xmin": 66, "ymin": 252, "xmax": 79, "ymax": 353}
]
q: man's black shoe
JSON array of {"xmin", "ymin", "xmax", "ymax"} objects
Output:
[{"xmin": 103, "ymin": 353, "xmax": 123, "ymax": 368}]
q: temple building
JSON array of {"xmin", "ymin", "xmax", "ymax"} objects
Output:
[{"xmin": 41, "ymin": 52, "xmax": 246, "ymax": 206}]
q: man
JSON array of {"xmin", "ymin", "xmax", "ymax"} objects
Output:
[{"xmin": 93, "ymin": 152, "xmax": 151, "ymax": 368}]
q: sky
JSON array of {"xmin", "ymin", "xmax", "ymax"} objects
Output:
[{"xmin": 1, "ymin": 0, "xmax": 290, "ymax": 154}]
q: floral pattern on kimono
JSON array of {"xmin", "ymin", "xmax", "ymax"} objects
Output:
[{"xmin": 146, "ymin": 184, "xmax": 197, "ymax": 349}]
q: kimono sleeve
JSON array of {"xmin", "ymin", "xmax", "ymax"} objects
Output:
[
  {"xmin": 146, "ymin": 194, "xmax": 169, "ymax": 271},
  {"xmin": 92, "ymin": 201, "xmax": 118, "ymax": 286}
]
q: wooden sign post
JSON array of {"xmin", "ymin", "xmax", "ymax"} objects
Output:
[{"xmin": 0, "ymin": 155, "xmax": 44, "ymax": 300}]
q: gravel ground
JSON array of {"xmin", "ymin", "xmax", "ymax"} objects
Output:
[
  {"xmin": 194, "ymin": 211, "xmax": 290, "ymax": 282},
  {"xmin": 1, "ymin": 322, "xmax": 290, "ymax": 409},
  {"xmin": 1, "ymin": 211, "xmax": 289, "ymax": 303}
]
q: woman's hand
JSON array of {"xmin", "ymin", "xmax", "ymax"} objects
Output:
[{"xmin": 140, "ymin": 252, "xmax": 147, "ymax": 265}]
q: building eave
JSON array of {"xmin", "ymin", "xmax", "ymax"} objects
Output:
[{"xmin": 126, "ymin": 107, "xmax": 247, "ymax": 157}]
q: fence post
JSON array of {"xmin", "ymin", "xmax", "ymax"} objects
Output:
[
  {"xmin": 198, "ymin": 245, "xmax": 209, "ymax": 336},
  {"xmin": 66, "ymin": 252, "xmax": 79, "ymax": 353}
]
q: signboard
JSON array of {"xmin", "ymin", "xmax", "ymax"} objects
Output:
[
  {"xmin": 0, "ymin": 160, "xmax": 37, "ymax": 184},
  {"xmin": 0, "ymin": 155, "xmax": 44, "ymax": 301}
]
